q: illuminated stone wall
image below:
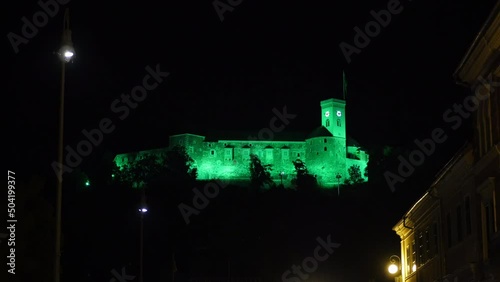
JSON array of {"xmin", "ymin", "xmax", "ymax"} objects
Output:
[
  {"xmin": 193, "ymin": 140, "xmax": 306, "ymax": 182},
  {"xmin": 114, "ymin": 98, "xmax": 369, "ymax": 187}
]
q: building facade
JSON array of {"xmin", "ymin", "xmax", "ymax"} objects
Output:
[
  {"xmin": 114, "ymin": 98, "xmax": 369, "ymax": 187},
  {"xmin": 392, "ymin": 3, "xmax": 499, "ymax": 282}
]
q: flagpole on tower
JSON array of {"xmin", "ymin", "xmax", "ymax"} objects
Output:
[{"xmin": 343, "ymin": 70, "xmax": 347, "ymax": 100}]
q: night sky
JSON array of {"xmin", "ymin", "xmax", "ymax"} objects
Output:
[
  {"xmin": 5, "ymin": 0, "xmax": 498, "ymax": 280},
  {"xmin": 8, "ymin": 0, "xmax": 497, "ymax": 174}
]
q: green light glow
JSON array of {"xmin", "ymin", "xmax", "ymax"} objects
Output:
[
  {"xmin": 85, "ymin": 180, "xmax": 90, "ymax": 186},
  {"xmin": 114, "ymin": 98, "xmax": 368, "ymax": 188}
]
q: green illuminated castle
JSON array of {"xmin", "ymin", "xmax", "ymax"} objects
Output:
[{"xmin": 114, "ymin": 98, "xmax": 369, "ymax": 187}]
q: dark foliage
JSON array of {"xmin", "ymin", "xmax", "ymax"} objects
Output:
[{"xmin": 249, "ymin": 154, "xmax": 274, "ymax": 190}]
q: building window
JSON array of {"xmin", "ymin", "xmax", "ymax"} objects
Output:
[
  {"xmin": 457, "ymin": 205, "xmax": 463, "ymax": 242},
  {"xmin": 326, "ymin": 119, "xmax": 330, "ymax": 127},
  {"xmin": 432, "ymin": 222, "xmax": 439, "ymax": 256},
  {"xmin": 418, "ymin": 231, "xmax": 424, "ymax": 266},
  {"xmin": 337, "ymin": 119, "xmax": 341, "ymax": 126},
  {"xmin": 324, "ymin": 147, "xmax": 327, "ymax": 151},
  {"xmin": 447, "ymin": 212, "xmax": 452, "ymax": 247},
  {"xmin": 188, "ymin": 146, "xmax": 194, "ymax": 154},
  {"xmin": 485, "ymin": 204, "xmax": 492, "ymax": 241},
  {"xmin": 210, "ymin": 150, "xmax": 216, "ymax": 157},
  {"xmin": 406, "ymin": 244, "xmax": 411, "ymax": 276},
  {"xmin": 412, "ymin": 239, "xmax": 416, "ymax": 273},
  {"xmin": 324, "ymin": 138, "xmax": 327, "ymax": 143},
  {"xmin": 425, "ymin": 228, "xmax": 430, "ymax": 262},
  {"xmin": 465, "ymin": 196, "xmax": 472, "ymax": 235},
  {"xmin": 282, "ymin": 149, "xmax": 289, "ymax": 161},
  {"xmin": 224, "ymin": 148, "xmax": 233, "ymax": 161},
  {"xmin": 265, "ymin": 149, "xmax": 273, "ymax": 162},
  {"xmin": 242, "ymin": 148, "xmax": 250, "ymax": 161},
  {"xmin": 297, "ymin": 153, "xmax": 300, "ymax": 158}
]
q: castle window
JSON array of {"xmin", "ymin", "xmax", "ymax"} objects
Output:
[
  {"xmin": 281, "ymin": 149, "xmax": 289, "ymax": 161},
  {"xmin": 326, "ymin": 119, "xmax": 330, "ymax": 127},
  {"xmin": 242, "ymin": 148, "xmax": 250, "ymax": 160},
  {"xmin": 210, "ymin": 150, "xmax": 216, "ymax": 157},
  {"xmin": 297, "ymin": 153, "xmax": 300, "ymax": 157},
  {"xmin": 324, "ymin": 138, "xmax": 327, "ymax": 143},
  {"xmin": 324, "ymin": 147, "xmax": 327, "ymax": 151},
  {"xmin": 188, "ymin": 146, "xmax": 194, "ymax": 154},
  {"xmin": 224, "ymin": 148, "xmax": 233, "ymax": 161},
  {"xmin": 265, "ymin": 148, "xmax": 273, "ymax": 162},
  {"xmin": 337, "ymin": 119, "xmax": 341, "ymax": 126}
]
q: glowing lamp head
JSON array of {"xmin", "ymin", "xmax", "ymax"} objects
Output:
[
  {"xmin": 64, "ymin": 50, "xmax": 74, "ymax": 59},
  {"xmin": 139, "ymin": 208, "xmax": 148, "ymax": 213},
  {"xmin": 387, "ymin": 255, "xmax": 401, "ymax": 275},
  {"xmin": 59, "ymin": 45, "xmax": 75, "ymax": 62},
  {"xmin": 388, "ymin": 263, "xmax": 399, "ymax": 274}
]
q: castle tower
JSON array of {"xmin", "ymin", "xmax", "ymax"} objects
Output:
[
  {"xmin": 320, "ymin": 98, "xmax": 346, "ymax": 139},
  {"xmin": 301, "ymin": 98, "xmax": 348, "ymax": 184}
]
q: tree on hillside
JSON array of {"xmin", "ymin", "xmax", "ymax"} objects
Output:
[
  {"xmin": 292, "ymin": 159, "xmax": 308, "ymax": 176},
  {"xmin": 164, "ymin": 145, "xmax": 197, "ymax": 181},
  {"xmin": 292, "ymin": 159, "xmax": 318, "ymax": 190},
  {"xmin": 249, "ymin": 154, "xmax": 274, "ymax": 189},
  {"xmin": 113, "ymin": 145, "xmax": 197, "ymax": 188},
  {"xmin": 114, "ymin": 153, "xmax": 166, "ymax": 188},
  {"xmin": 345, "ymin": 165, "xmax": 364, "ymax": 185}
]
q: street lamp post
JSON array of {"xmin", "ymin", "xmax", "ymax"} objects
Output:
[
  {"xmin": 139, "ymin": 191, "xmax": 148, "ymax": 282},
  {"xmin": 387, "ymin": 255, "xmax": 402, "ymax": 282},
  {"xmin": 335, "ymin": 173, "xmax": 342, "ymax": 196},
  {"xmin": 55, "ymin": 8, "xmax": 74, "ymax": 282}
]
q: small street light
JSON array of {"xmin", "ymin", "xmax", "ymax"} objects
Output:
[
  {"xmin": 139, "ymin": 191, "xmax": 147, "ymax": 282},
  {"xmin": 387, "ymin": 255, "xmax": 402, "ymax": 282},
  {"xmin": 335, "ymin": 173, "xmax": 342, "ymax": 196}
]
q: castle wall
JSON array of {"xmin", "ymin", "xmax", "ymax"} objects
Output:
[
  {"xmin": 196, "ymin": 141, "xmax": 306, "ymax": 180},
  {"xmin": 305, "ymin": 137, "xmax": 347, "ymax": 183}
]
